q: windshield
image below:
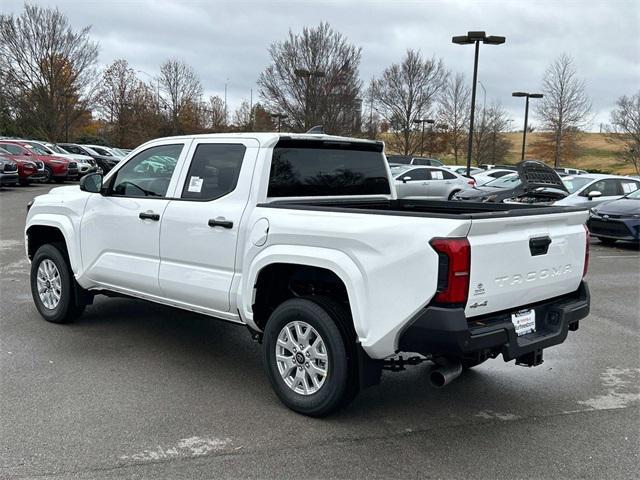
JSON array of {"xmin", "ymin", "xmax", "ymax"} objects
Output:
[
  {"xmin": 625, "ymin": 188, "xmax": 640, "ymax": 199},
  {"xmin": 24, "ymin": 143, "xmax": 50, "ymax": 155},
  {"xmin": 562, "ymin": 176, "xmax": 594, "ymax": 194},
  {"xmin": 484, "ymin": 173, "xmax": 521, "ymax": 188},
  {"xmin": 386, "ymin": 155, "xmax": 411, "ymax": 164},
  {"xmin": 49, "ymin": 144, "xmax": 69, "ymax": 154}
]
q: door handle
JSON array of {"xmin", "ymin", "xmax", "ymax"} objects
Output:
[
  {"xmin": 139, "ymin": 211, "xmax": 160, "ymax": 221},
  {"xmin": 208, "ymin": 218, "xmax": 233, "ymax": 229}
]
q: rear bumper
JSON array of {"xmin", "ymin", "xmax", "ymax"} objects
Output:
[{"xmin": 398, "ymin": 281, "xmax": 590, "ymax": 362}]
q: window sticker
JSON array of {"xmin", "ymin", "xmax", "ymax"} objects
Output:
[
  {"xmin": 188, "ymin": 176, "xmax": 203, "ymax": 193},
  {"xmin": 432, "ymin": 171, "xmax": 444, "ymax": 180},
  {"xmin": 623, "ymin": 182, "xmax": 637, "ymax": 193}
]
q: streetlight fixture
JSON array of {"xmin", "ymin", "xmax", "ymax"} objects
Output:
[
  {"xmin": 295, "ymin": 68, "xmax": 325, "ymax": 130},
  {"xmin": 512, "ymin": 91, "xmax": 543, "ymax": 161},
  {"xmin": 270, "ymin": 113, "xmax": 288, "ymax": 132},
  {"xmin": 452, "ymin": 31, "xmax": 505, "ymax": 176},
  {"xmin": 413, "ymin": 118, "xmax": 435, "ymax": 156}
]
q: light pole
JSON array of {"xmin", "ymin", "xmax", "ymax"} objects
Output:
[
  {"xmin": 294, "ymin": 68, "xmax": 325, "ymax": 130},
  {"xmin": 413, "ymin": 118, "xmax": 434, "ymax": 156},
  {"xmin": 452, "ymin": 31, "xmax": 505, "ymax": 176},
  {"xmin": 270, "ymin": 113, "xmax": 288, "ymax": 132},
  {"xmin": 512, "ymin": 92, "xmax": 543, "ymax": 161}
]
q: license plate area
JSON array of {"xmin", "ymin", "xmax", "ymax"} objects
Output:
[{"xmin": 511, "ymin": 309, "xmax": 536, "ymax": 336}]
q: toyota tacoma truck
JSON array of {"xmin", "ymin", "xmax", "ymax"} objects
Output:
[{"xmin": 25, "ymin": 133, "xmax": 590, "ymax": 416}]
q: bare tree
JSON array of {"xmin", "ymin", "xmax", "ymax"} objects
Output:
[
  {"xmin": 473, "ymin": 102, "xmax": 513, "ymax": 165},
  {"xmin": 363, "ymin": 79, "xmax": 382, "ymax": 139},
  {"xmin": 607, "ymin": 91, "xmax": 640, "ymax": 175},
  {"xmin": 0, "ymin": 4, "xmax": 99, "ymax": 140},
  {"xmin": 204, "ymin": 95, "xmax": 227, "ymax": 132},
  {"xmin": 233, "ymin": 100, "xmax": 252, "ymax": 130},
  {"xmin": 437, "ymin": 73, "xmax": 470, "ymax": 163},
  {"xmin": 258, "ymin": 22, "xmax": 362, "ymax": 135},
  {"xmin": 535, "ymin": 54, "xmax": 592, "ymax": 167},
  {"xmin": 373, "ymin": 50, "xmax": 447, "ymax": 155},
  {"xmin": 158, "ymin": 59, "xmax": 203, "ymax": 134}
]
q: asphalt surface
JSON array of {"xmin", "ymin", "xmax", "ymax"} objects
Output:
[{"xmin": 1, "ymin": 183, "xmax": 639, "ymax": 480}]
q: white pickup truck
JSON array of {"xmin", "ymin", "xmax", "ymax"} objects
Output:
[{"xmin": 26, "ymin": 133, "xmax": 591, "ymax": 416}]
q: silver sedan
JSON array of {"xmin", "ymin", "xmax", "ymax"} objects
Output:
[{"xmin": 392, "ymin": 165, "xmax": 476, "ymax": 200}]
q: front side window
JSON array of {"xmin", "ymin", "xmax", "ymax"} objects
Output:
[
  {"xmin": 582, "ymin": 179, "xmax": 619, "ymax": 197},
  {"xmin": 110, "ymin": 144, "xmax": 183, "ymax": 198},
  {"xmin": 400, "ymin": 168, "xmax": 429, "ymax": 181},
  {"xmin": 268, "ymin": 140, "xmax": 390, "ymax": 197},
  {"xmin": 181, "ymin": 143, "xmax": 246, "ymax": 200}
]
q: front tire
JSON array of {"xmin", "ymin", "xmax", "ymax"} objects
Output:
[
  {"xmin": 30, "ymin": 244, "xmax": 85, "ymax": 323},
  {"xmin": 262, "ymin": 296, "xmax": 357, "ymax": 416},
  {"xmin": 43, "ymin": 166, "xmax": 52, "ymax": 183}
]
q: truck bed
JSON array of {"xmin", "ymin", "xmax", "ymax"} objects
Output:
[{"xmin": 260, "ymin": 198, "xmax": 588, "ymax": 219}]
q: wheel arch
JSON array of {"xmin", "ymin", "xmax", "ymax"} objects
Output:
[
  {"xmin": 241, "ymin": 245, "xmax": 368, "ymax": 342},
  {"xmin": 26, "ymin": 217, "xmax": 80, "ymax": 275}
]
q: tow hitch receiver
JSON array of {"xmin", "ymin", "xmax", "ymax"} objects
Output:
[{"xmin": 516, "ymin": 349, "xmax": 544, "ymax": 367}]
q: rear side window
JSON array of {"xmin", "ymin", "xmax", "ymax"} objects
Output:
[
  {"xmin": 268, "ymin": 140, "xmax": 390, "ymax": 197},
  {"xmin": 181, "ymin": 143, "xmax": 246, "ymax": 200},
  {"xmin": 620, "ymin": 180, "xmax": 640, "ymax": 194}
]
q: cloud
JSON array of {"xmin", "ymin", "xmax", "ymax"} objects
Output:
[{"xmin": 3, "ymin": 0, "xmax": 638, "ymax": 129}]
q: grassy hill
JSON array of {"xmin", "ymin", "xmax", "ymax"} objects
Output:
[{"xmin": 383, "ymin": 132, "xmax": 635, "ymax": 175}]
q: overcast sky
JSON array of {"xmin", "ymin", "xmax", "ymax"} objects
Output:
[{"xmin": 4, "ymin": 0, "xmax": 639, "ymax": 130}]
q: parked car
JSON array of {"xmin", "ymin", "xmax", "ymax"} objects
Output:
[
  {"xmin": 35, "ymin": 142, "xmax": 99, "ymax": 177},
  {"xmin": 554, "ymin": 174, "xmax": 640, "ymax": 207},
  {"xmin": 477, "ymin": 164, "xmax": 518, "ymax": 171},
  {"xmin": 0, "ymin": 156, "xmax": 19, "ymax": 186},
  {"xmin": 453, "ymin": 162, "xmax": 569, "ymax": 204},
  {"xmin": 392, "ymin": 165, "xmax": 475, "ymax": 200},
  {"xmin": 587, "ymin": 188, "xmax": 640, "ymax": 244},
  {"xmin": 386, "ymin": 155, "xmax": 445, "ymax": 167},
  {"xmin": 555, "ymin": 167, "xmax": 588, "ymax": 176},
  {"xmin": 58, "ymin": 143, "xmax": 119, "ymax": 173},
  {"xmin": 472, "ymin": 168, "xmax": 517, "ymax": 186},
  {"xmin": 0, "ymin": 140, "xmax": 72, "ymax": 183},
  {"xmin": 26, "ymin": 133, "xmax": 590, "ymax": 416},
  {"xmin": 443, "ymin": 165, "xmax": 484, "ymax": 176},
  {"xmin": 0, "ymin": 147, "xmax": 45, "ymax": 185},
  {"xmin": 82, "ymin": 144, "xmax": 124, "ymax": 160}
]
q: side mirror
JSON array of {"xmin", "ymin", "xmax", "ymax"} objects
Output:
[
  {"xmin": 402, "ymin": 176, "xmax": 412, "ymax": 184},
  {"xmin": 80, "ymin": 173, "xmax": 103, "ymax": 193},
  {"xmin": 587, "ymin": 190, "xmax": 602, "ymax": 200}
]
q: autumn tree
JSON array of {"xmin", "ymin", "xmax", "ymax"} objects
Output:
[
  {"xmin": 0, "ymin": 4, "xmax": 99, "ymax": 141},
  {"xmin": 258, "ymin": 22, "xmax": 362, "ymax": 135},
  {"xmin": 607, "ymin": 91, "xmax": 640, "ymax": 174},
  {"xmin": 204, "ymin": 95, "xmax": 227, "ymax": 132},
  {"xmin": 373, "ymin": 50, "xmax": 447, "ymax": 155},
  {"xmin": 437, "ymin": 73, "xmax": 470, "ymax": 163},
  {"xmin": 533, "ymin": 54, "xmax": 591, "ymax": 166},
  {"xmin": 158, "ymin": 59, "xmax": 203, "ymax": 134}
]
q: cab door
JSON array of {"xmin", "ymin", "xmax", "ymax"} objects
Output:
[
  {"xmin": 395, "ymin": 167, "xmax": 431, "ymax": 198},
  {"xmin": 80, "ymin": 141, "xmax": 188, "ymax": 296},
  {"xmin": 158, "ymin": 139, "xmax": 258, "ymax": 314}
]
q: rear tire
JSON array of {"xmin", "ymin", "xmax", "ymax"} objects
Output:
[
  {"xmin": 262, "ymin": 296, "xmax": 358, "ymax": 417},
  {"xmin": 30, "ymin": 243, "xmax": 85, "ymax": 324},
  {"xmin": 448, "ymin": 190, "xmax": 461, "ymax": 200},
  {"xmin": 598, "ymin": 237, "xmax": 617, "ymax": 245}
]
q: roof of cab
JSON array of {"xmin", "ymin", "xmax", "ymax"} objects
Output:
[{"xmin": 141, "ymin": 132, "xmax": 384, "ymax": 149}]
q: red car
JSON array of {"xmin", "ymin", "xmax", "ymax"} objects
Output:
[
  {"xmin": 0, "ymin": 141, "xmax": 74, "ymax": 183},
  {"xmin": 0, "ymin": 147, "xmax": 46, "ymax": 185}
]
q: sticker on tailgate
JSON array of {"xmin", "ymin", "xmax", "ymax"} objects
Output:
[{"xmin": 511, "ymin": 309, "xmax": 536, "ymax": 336}]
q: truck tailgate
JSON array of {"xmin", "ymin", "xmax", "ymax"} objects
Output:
[{"xmin": 465, "ymin": 210, "xmax": 589, "ymax": 318}]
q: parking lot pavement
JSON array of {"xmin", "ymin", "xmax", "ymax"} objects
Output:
[{"xmin": 1, "ymin": 183, "xmax": 639, "ymax": 480}]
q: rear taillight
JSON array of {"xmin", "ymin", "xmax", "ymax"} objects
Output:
[
  {"xmin": 583, "ymin": 224, "xmax": 590, "ymax": 277},
  {"xmin": 430, "ymin": 237, "xmax": 471, "ymax": 305},
  {"xmin": 467, "ymin": 179, "xmax": 476, "ymax": 186}
]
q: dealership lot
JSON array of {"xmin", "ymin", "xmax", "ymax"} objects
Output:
[{"xmin": 1, "ymin": 183, "xmax": 639, "ymax": 479}]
